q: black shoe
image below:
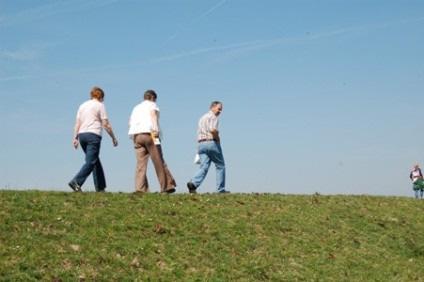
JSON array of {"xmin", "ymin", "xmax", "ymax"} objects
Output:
[
  {"xmin": 218, "ymin": 190, "xmax": 230, "ymax": 194},
  {"xmin": 68, "ymin": 181, "xmax": 82, "ymax": 192},
  {"xmin": 163, "ymin": 188, "xmax": 176, "ymax": 194},
  {"xmin": 187, "ymin": 182, "xmax": 197, "ymax": 194}
]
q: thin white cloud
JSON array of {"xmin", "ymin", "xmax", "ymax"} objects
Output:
[
  {"xmin": 0, "ymin": 41, "xmax": 61, "ymax": 62},
  {"xmin": 1, "ymin": 16, "xmax": 423, "ymax": 82},
  {"xmin": 153, "ymin": 41, "xmax": 263, "ymax": 63},
  {"xmin": 194, "ymin": 0, "xmax": 228, "ymax": 23},
  {"xmin": 155, "ymin": 27, "xmax": 357, "ymax": 63},
  {"xmin": 0, "ymin": 0, "xmax": 119, "ymax": 27},
  {"xmin": 0, "ymin": 74, "xmax": 34, "ymax": 82},
  {"xmin": 0, "ymin": 49, "xmax": 38, "ymax": 61},
  {"xmin": 161, "ymin": 15, "xmax": 424, "ymax": 63},
  {"xmin": 163, "ymin": 0, "xmax": 228, "ymax": 46}
]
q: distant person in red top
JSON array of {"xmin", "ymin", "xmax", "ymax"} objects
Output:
[{"xmin": 410, "ymin": 164, "xmax": 424, "ymax": 199}]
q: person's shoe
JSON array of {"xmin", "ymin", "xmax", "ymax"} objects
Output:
[
  {"xmin": 187, "ymin": 182, "xmax": 197, "ymax": 194},
  {"xmin": 68, "ymin": 181, "xmax": 82, "ymax": 192},
  {"xmin": 217, "ymin": 190, "xmax": 230, "ymax": 194},
  {"xmin": 163, "ymin": 187, "xmax": 176, "ymax": 194}
]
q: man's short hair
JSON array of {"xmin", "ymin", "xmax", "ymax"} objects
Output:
[
  {"xmin": 144, "ymin": 90, "xmax": 157, "ymax": 101},
  {"xmin": 210, "ymin": 101, "xmax": 222, "ymax": 109},
  {"xmin": 90, "ymin": 86, "xmax": 104, "ymax": 100}
]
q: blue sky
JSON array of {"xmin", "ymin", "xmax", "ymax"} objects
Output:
[{"xmin": 1, "ymin": 0, "xmax": 423, "ymax": 196}]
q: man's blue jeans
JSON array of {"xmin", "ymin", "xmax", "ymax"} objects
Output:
[
  {"xmin": 191, "ymin": 141, "xmax": 226, "ymax": 192},
  {"xmin": 71, "ymin": 133, "xmax": 106, "ymax": 191}
]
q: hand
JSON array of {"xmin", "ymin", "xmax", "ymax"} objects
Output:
[
  {"xmin": 73, "ymin": 138, "xmax": 79, "ymax": 149},
  {"xmin": 112, "ymin": 138, "xmax": 118, "ymax": 147}
]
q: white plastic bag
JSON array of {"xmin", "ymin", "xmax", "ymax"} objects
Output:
[{"xmin": 193, "ymin": 153, "xmax": 201, "ymax": 164}]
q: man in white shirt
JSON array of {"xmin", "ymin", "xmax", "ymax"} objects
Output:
[
  {"xmin": 69, "ymin": 86, "xmax": 118, "ymax": 192},
  {"xmin": 128, "ymin": 90, "xmax": 176, "ymax": 193}
]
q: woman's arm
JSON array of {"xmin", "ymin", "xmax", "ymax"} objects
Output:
[{"xmin": 102, "ymin": 119, "xmax": 118, "ymax": 146}]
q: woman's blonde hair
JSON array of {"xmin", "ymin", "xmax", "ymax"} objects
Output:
[{"xmin": 90, "ymin": 86, "xmax": 105, "ymax": 100}]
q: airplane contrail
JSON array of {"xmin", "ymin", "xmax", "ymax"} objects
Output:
[
  {"xmin": 162, "ymin": 0, "xmax": 228, "ymax": 46},
  {"xmin": 0, "ymin": 0, "xmax": 119, "ymax": 27},
  {"xmin": 1, "ymin": 16, "xmax": 423, "ymax": 82}
]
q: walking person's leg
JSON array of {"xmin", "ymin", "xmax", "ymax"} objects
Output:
[
  {"xmin": 148, "ymin": 141, "xmax": 176, "ymax": 193},
  {"xmin": 414, "ymin": 186, "xmax": 420, "ymax": 199},
  {"xmin": 134, "ymin": 134, "xmax": 150, "ymax": 192},
  {"xmin": 69, "ymin": 133, "xmax": 101, "ymax": 191},
  {"xmin": 93, "ymin": 159, "xmax": 106, "ymax": 192},
  {"xmin": 69, "ymin": 135, "xmax": 87, "ymax": 191},
  {"xmin": 153, "ymin": 145, "xmax": 176, "ymax": 192},
  {"xmin": 188, "ymin": 143, "xmax": 212, "ymax": 192},
  {"xmin": 209, "ymin": 143, "xmax": 226, "ymax": 192}
]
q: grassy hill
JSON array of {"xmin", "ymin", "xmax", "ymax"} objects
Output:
[{"xmin": 0, "ymin": 191, "xmax": 423, "ymax": 281}]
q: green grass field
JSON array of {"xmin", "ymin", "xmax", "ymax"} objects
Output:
[{"xmin": 0, "ymin": 191, "xmax": 423, "ymax": 281}]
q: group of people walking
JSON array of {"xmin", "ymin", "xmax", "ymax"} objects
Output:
[
  {"xmin": 69, "ymin": 86, "xmax": 423, "ymax": 198},
  {"xmin": 68, "ymin": 87, "xmax": 229, "ymax": 194}
]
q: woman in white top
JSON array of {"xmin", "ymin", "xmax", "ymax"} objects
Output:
[{"xmin": 69, "ymin": 86, "xmax": 118, "ymax": 192}]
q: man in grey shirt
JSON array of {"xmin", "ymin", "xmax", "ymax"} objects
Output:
[{"xmin": 187, "ymin": 101, "xmax": 229, "ymax": 193}]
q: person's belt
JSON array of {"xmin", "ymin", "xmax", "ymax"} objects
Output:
[{"xmin": 198, "ymin": 139, "xmax": 215, "ymax": 143}]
